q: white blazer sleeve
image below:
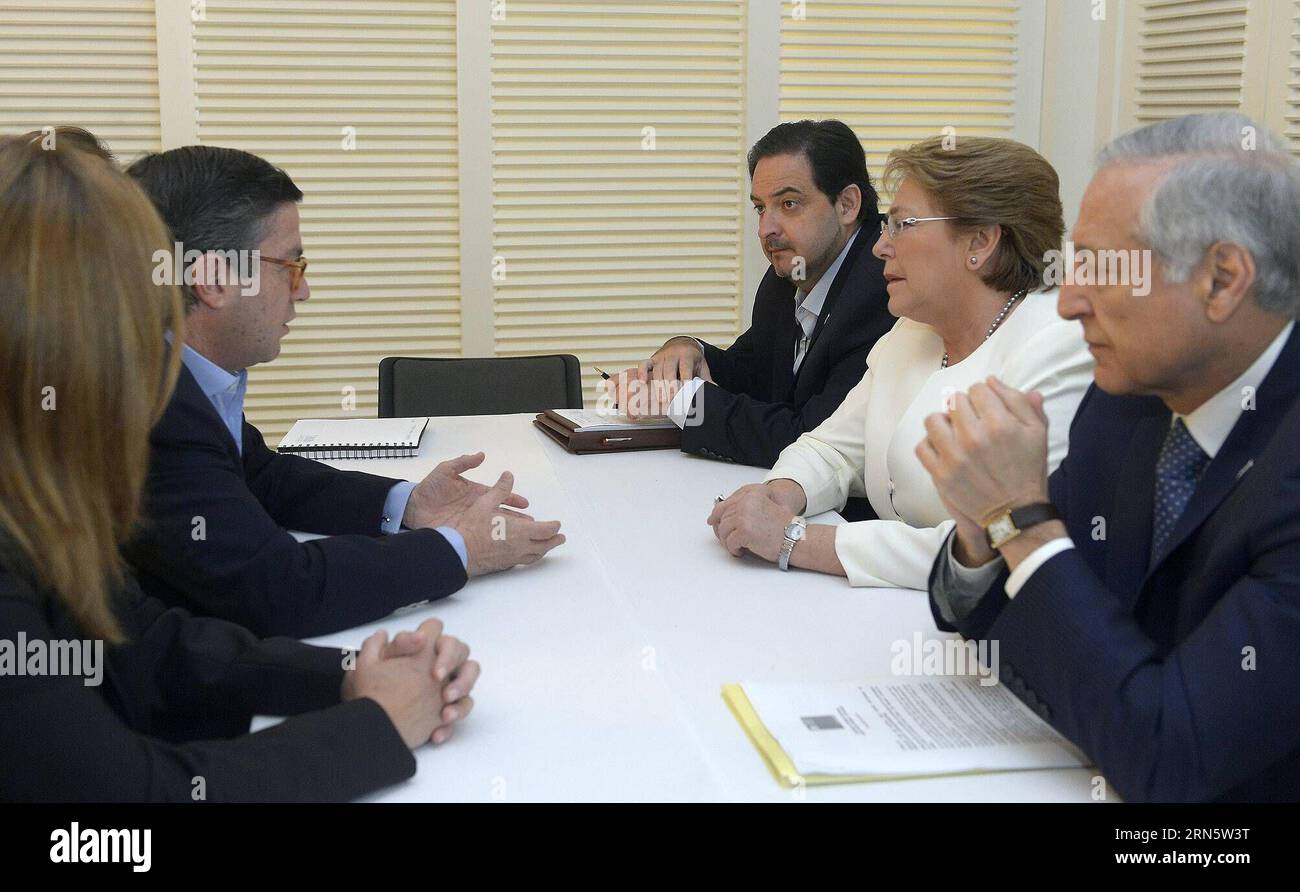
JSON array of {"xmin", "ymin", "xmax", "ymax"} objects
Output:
[
  {"xmin": 996, "ymin": 317, "xmax": 1095, "ymax": 473},
  {"xmin": 763, "ymin": 344, "xmax": 881, "ymax": 515},
  {"xmin": 833, "ymin": 517, "xmax": 958, "ymax": 590},
  {"xmin": 830, "ymin": 317, "xmax": 1092, "ymax": 591}
]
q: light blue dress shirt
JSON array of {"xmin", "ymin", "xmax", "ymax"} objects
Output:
[
  {"xmin": 181, "ymin": 343, "xmax": 248, "ymax": 452},
  {"xmin": 178, "ymin": 345, "xmax": 467, "ymax": 569}
]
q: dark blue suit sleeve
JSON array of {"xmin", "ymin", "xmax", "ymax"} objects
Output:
[
  {"xmin": 987, "ymin": 544, "xmax": 1300, "ymax": 801},
  {"xmin": 699, "ymin": 330, "xmax": 759, "ymax": 397},
  {"xmin": 928, "ymin": 381, "xmax": 1300, "ymax": 801},
  {"xmin": 127, "ymin": 388, "xmax": 467, "ymax": 637},
  {"xmin": 926, "ymin": 386, "xmax": 1092, "ymax": 635},
  {"xmin": 0, "ymin": 578, "xmax": 415, "ymax": 802},
  {"xmin": 680, "ymin": 345, "xmax": 871, "ymax": 468},
  {"xmin": 240, "ymin": 420, "xmax": 404, "ymax": 535}
]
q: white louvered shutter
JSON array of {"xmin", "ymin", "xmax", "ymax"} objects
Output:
[
  {"xmin": 779, "ymin": 0, "xmax": 1020, "ymax": 197},
  {"xmin": 1287, "ymin": 1, "xmax": 1299, "ymax": 155},
  {"xmin": 0, "ymin": 0, "xmax": 161, "ymax": 161},
  {"xmin": 1123, "ymin": 0, "xmax": 1250, "ymax": 126},
  {"xmin": 489, "ymin": 0, "xmax": 747, "ymax": 400},
  {"xmin": 193, "ymin": 0, "xmax": 461, "ymax": 440}
]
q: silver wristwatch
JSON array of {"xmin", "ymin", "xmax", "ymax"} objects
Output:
[{"xmin": 778, "ymin": 516, "xmax": 807, "ymax": 571}]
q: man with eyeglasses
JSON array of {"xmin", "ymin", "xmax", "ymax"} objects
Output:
[
  {"xmin": 607, "ymin": 119, "xmax": 895, "ymax": 470},
  {"xmin": 124, "ymin": 146, "xmax": 565, "ymax": 638}
]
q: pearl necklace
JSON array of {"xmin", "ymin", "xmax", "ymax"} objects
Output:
[{"xmin": 941, "ymin": 288, "xmax": 1027, "ymax": 369}]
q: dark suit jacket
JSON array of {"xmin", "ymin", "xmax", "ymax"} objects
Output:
[
  {"xmin": 930, "ymin": 326, "xmax": 1300, "ymax": 802},
  {"xmin": 683, "ymin": 222, "xmax": 894, "ymax": 468},
  {"xmin": 124, "ymin": 364, "xmax": 466, "ymax": 638},
  {"xmin": 0, "ymin": 552, "xmax": 415, "ymax": 802}
]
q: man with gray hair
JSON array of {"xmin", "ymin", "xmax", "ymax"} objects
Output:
[{"xmin": 914, "ymin": 112, "xmax": 1300, "ymax": 801}]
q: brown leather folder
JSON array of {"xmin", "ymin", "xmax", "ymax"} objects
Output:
[{"xmin": 533, "ymin": 409, "xmax": 681, "ymax": 454}]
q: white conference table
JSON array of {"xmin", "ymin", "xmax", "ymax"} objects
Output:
[{"xmin": 298, "ymin": 413, "xmax": 1096, "ymax": 802}]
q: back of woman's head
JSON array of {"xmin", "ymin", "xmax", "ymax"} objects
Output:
[
  {"xmin": 16, "ymin": 126, "xmax": 118, "ymax": 164},
  {"xmin": 0, "ymin": 135, "xmax": 184, "ymax": 640}
]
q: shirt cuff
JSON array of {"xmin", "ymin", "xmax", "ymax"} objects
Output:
[
  {"xmin": 666, "ymin": 377, "xmax": 705, "ymax": 430},
  {"xmin": 948, "ymin": 531, "xmax": 1006, "ymax": 588},
  {"xmin": 380, "ymin": 481, "xmax": 416, "ymax": 533},
  {"xmin": 435, "ymin": 526, "xmax": 469, "ymax": 570},
  {"xmin": 1004, "ymin": 537, "xmax": 1075, "ymax": 598},
  {"xmin": 931, "ymin": 528, "xmax": 1005, "ymax": 626}
]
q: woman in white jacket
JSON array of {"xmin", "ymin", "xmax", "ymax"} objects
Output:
[{"xmin": 708, "ymin": 135, "xmax": 1094, "ymax": 590}]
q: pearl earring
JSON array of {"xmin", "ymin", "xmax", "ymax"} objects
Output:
[{"xmin": 970, "ymin": 256, "xmax": 978, "ymax": 265}]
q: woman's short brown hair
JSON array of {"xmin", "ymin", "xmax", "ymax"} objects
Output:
[
  {"xmin": 882, "ymin": 136, "xmax": 1065, "ymax": 295},
  {"xmin": 0, "ymin": 136, "xmax": 183, "ymax": 641}
]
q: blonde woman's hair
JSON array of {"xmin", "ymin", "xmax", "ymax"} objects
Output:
[
  {"xmin": 882, "ymin": 136, "xmax": 1065, "ymax": 295},
  {"xmin": 17, "ymin": 126, "xmax": 118, "ymax": 163},
  {"xmin": 0, "ymin": 135, "xmax": 184, "ymax": 641}
]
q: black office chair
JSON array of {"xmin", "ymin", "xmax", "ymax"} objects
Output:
[{"xmin": 378, "ymin": 355, "xmax": 584, "ymax": 417}]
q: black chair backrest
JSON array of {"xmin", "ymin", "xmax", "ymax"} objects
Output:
[{"xmin": 378, "ymin": 355, "xmax": 584, "ymax": 418}]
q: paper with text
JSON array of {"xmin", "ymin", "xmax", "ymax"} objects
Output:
[
  {"xmin": 725, "ymin": 677, "xmax": 1087, "ymax": 786},
  {"xmin": 551, "ymin": 408, "xmax": 675, "ymax": 432}
]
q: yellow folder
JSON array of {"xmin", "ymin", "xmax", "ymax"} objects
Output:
[
  {"xmin": 722, "ymin": 683, "xmax": 878, "ymax": 787},
  {"xmin": 723, "ymin": 683, "xmax": 1010, "ymax": 788}
]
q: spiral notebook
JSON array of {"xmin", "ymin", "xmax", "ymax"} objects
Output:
[{"xmin": 278, "ymin": 417, "xmax": 428, "ymax": 459}]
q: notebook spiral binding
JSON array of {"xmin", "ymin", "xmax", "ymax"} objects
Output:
[{"xmin": 281, "ymin": 444, "xmax": 419, "ymax": 460}]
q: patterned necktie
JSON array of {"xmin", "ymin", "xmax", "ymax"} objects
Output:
[{"xmin": 1150, "ymin": 418, "xmax": 1210, "ymax": 563}]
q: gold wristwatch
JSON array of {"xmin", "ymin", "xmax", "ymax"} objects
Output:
[{"xmin": 983, "ymin": 503, "xmax": 1061, "ymax": 550}]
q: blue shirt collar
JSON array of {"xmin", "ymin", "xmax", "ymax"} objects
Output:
[{"xmin": 180, "ymin": 343, "xmax": 247, "ymax": 402}]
